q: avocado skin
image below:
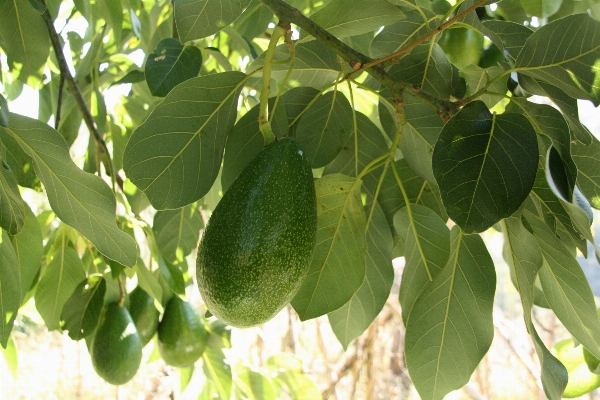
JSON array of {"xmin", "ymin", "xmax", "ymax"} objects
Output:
[
  {"xmin": 90, "ymin": 303, "xmax": 143, "ymax": 385},
  {"xmin": 128, "ymin": 286, "xmax": 160, "ymax": 346},
  {"xmin": 157, "ymin": 296, "xmax": 207, "ymax": 367},
  {"xmin": 196, "ymin": 137, "xmax": 317, "ymax": 328}
]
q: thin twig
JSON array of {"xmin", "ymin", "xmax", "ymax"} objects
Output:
[
  {"xmin": 321, "ymin": 343, "xmax": 360, "ymax": 399},
  {"xmin": 55, "ymin": 73, "xmax": 65, "ymax": 130}
]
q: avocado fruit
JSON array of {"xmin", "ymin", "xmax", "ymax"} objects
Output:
[
  {"xmin": 157, "ymin": 296, "xmax": 207, "ymax": 367},
  {"xmin": 128, "ymin": 286, "xmax": 160, "ymax": 346},
  {"xmin": 90, "ymin": 302, "xmax": 143, "ymax": 385},
  {"xmin": 553, "ymin": 338, "xmax": 600, "ymax": 398},
  {"xmin": 196, "ymin": 137, "xmax": 317, "ymax": 328},
  {"xmin": 438, "ymin": 27, "xmax": 484, "ymax": 69}
]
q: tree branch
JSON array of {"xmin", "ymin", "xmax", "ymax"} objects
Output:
[
  {"xmin": 41, "ymin": 6, "xmax": 123, "ymax": 190},
  {"xmin": 259, "ymin": 0, "xmax": 457, "ymax": 117}
]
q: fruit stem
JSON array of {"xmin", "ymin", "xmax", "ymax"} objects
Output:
[
  {"xmin": 117, "ymin": 276, "xmax": 125, "ymax": 307},
  {"xmin": 259, "ymin": 24, "xmax": 288, "ymax": 146}
]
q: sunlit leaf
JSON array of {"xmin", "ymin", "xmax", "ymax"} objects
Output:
[
  {"xmin": 175, "ymin": 0, "xmax": 252, "ymax": 42},
  {"xmin": 274, "ymin": 371, "xmax": 322, "ymax": 400},
  {"xmin": 1, "ymin": 335, "xmax": 17, "ymax": 376},
  {"xmin": 0, "ymin": 230, "xmax": 19, "ymax": 348},
  {"xmin": 10, "ymin": 203, "xmax": 43, "ymax": 303},
  {"xmin": 60, "ymin": 275, "xmax": 106, "ymax": 340},
  {"xmin": 202, "ymin": 335, "xmax": 233, "ymax": 399},
  {"xmin": 572, "ymin": 136, "xmax": 600, "ymax": 209},
  {"xmin": 134, "ymin": 260, "xmax": 163, "ymax": 305},
  {"xmin": 236, "ymin": 367, "xmax": 277, "ymax": 400}
]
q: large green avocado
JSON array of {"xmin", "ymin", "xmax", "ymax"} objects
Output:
[
  {"xmin": 128, "ymin": 286, "xmax": 160, "ymax": 346},
  {"xmin": 196, "ymin": 137, "xmax": 317, "ymax": 328},
  {"xmin": 157, "ymin": 296, "xmax": 208, "ymax": 367},
  {"xmin": 90, "ymin": 303, "xmax": 143, "ymax": 385}
]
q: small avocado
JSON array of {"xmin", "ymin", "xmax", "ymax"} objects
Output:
[
  {"xmin": 90, "ymin": 302, "xmax": 143, "ymax": 385},
  {"xmin": 196, "ymin": 137, "xmax": 317, "ymax": 327},
  {"xmin": 128, "ymin": 286, "xmax": 160, "ymax": 346},
  {"xmin": 157, "ymin": 296, "xmax": 207, "ymax": 367}
]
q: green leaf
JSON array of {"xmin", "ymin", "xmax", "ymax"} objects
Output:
[
  {"xmin": 175, "ymin": 0, "xmax": 251, "ymax": 42},
  {"xmin": 236, "ymin": 367, "xmax": 277, "ymax": 400},
  {"xmin": 0, "ymin": 230, "xmax": 19, "ymax": 348},
  {"xmin": 400, "ymin": 93, "xmax": 445, "ymax": 183},
  {"xmin": 111, "ymin": 70, "xmax": 146, "ymax": 86},
  {"xmin": 233, "ymin": 0, "xmax": 274, "ymax": 40},
  {"xmin": 0, "ymin": 0, "xmax": 50, "ymax": 84},
  {"xmin": 0, "ymin": 153, "xmax": 24, "ymax": 235},
  {"xmin": 572, "ymin": 136, "xmax": 600, "ymax": 208},
  {"xmin": 328, "ymin": 203, "xmax": 394, "ymax": 349},
  {"xmin": 395, "ymin": 204, "xmax": 450, "ymax": 325},
  {"xmin": 520, "ymin": 0, "xmax": 562, "ymax": 19},
  {"xmin": 291, "ymin": 174, "xmax": 367, "ymax": 321},
  {"xmin": 525, "ymin": 212, "xmax": 600, "ymax": 360},
  {"xmin": 0, "ymin": 94, "xmax": 8, "ymax": 127},
  {"xmin": 295, "ymin": 90, "xmax": 353, "ymax": 168},
  {"xmin": 202, "ymin": 337, "xmax": 233, "ymax": 399},
  {"xmin": 153, "ymin": 203, "xmax": 204, "ymax": 264},
  {"xmin": 34, "ymin": 245, "xmax": 86, "ymax": 331},
  {"xmin": 405, "ymin": 227, "xmax": 496, "ymax": 400},
  {"xmin": 60, "ymin": 275, "xmax": 106, "ymax": 340},
  {"xmin": 461, "ymin": 65, "xmax": 508, "ymax": 108},
  {"xmin": 482, "ymin": 20, "xmax": 532, "ymax": 62},
  {"xmin": 2, "ymin": 114, "xmax": 137, "ymax": 266},
  {"xmin": 10, "ymin": 203, "xmax": 43, "ymax": 304},
  {"xmin": 1, "ymin": 335, "xmax": 17, "ymax": 376},
  {"xmin": 501, "ymin": 217, "xmax": 568, "ymax": 399},
  {"xmin": 180, "ymin": 365, "xmax": 194, "ymax": 392},
  {"xmin": 248, "ymin": 41, "xmax": 340, "ymax": 89},
  {"xmin": 97, "ymin": 0, "xmax": 123, "ymax": 42},
  {"xmin": 303, "ymin": 0, "xmax": 404, "ymax": 39},
  {"xmin": 222, "ymin": 98, "xmax": 288, "ymax": 192},
  {"xmin": 145, "ymin": 38, "xmax": 203, "ymax": 97},
  {"xmin": 123, "ymin": 71, "xmax": 248, "ymax": 209},
  {"xmin": 133, "ymin": 260, "xmax": 163, "ymax": 305},
  {"xmin": 515, "ymin": 14, "xmax": 600, "ymax": 104},
  {"xmin": 0, "ymin": 125, "xmax": 39, "ymax": 189},
  {"xmin": 432, "ymin": 101, "xmax": 538, "ymax": 233},
  {"xmin": 274, "ymin": 370, "xmax": 322, "ymax": 400}
]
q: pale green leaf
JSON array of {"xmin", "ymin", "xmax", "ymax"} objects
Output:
[
  {"xmin": 520, "ymin": 0, "xmax": 562, "ymax": 19},
  {"xmin": 180, "ymin": 365, "xmax": 194, "ymax": 392},
  {"xmin": 395, "ymin": 204, "xmax": 450, "ymax": 325},
  {"xmin": 34, "ymin": 245, "xmax": 86, "ymax": 331},
  {"xmin": 236, "ymin": 367, "xmax": 277, "ymax": 400},
  {"xmin": 0, "ymin": 0, "xmax": 49, "ymax": 83},
  {"xmin": 97, "ymin": 0, "xmax": 123, "ymax": 42},
  {"xmin": 202, "ymin": 340, "xmax": 232, "ymax": 399},
  {"xmin": 275, "ymin": 371, "xmax": 322, "ymax": 400},
  {"xmin": 175, "ymin": 0, "xmax": 251, "ymax": 42},
  {"xmin": 0, "ymin": 230, "xmax": 19, "ymax": 348},
  {"xmin": 461, "ymin": 65, "xmax": 508, "ymax": 108},
  {"xmin": 153, "ymin": 203, "xmax": 204, "ymax": 264},
  {"xmin": 60, "ymin": 275, "xmax": 106, "ymax": 340},
  {"xmin": 295, "ymin": 90, "xmax": 353, "ymax": 168},
  {"xmin": 0, "ymin": 155, "xmax": 24, "ymax": 235},
  {"xmin": 432, "ymin": 101, "xmax": 538, "ymax": 233},
  {"xmin": 572, "ymin": 136, "xmax": 600, "ymax": 208},
  {"xmin": 405, "ymin": 227, "xmax": 496, "ymax": 400},
  {"xmin": 123, "ymin": 71, "xmax": 248, "ymax": 209},
  {"xmin": 10, "ymin": 203, "xmax": 43, "ymax": 303},
  {"xmin": 291, "ymin": 174, "xmax": 367, "ymax": 320},
  {"xmin": 233, "ymin": 0, "xmax": 274, "ymax": 40},
  {"xmin": 515, "ymin": 14, "xmax": 600, "ymax": 104},
  {"xmin": 133, "ymin": 260, "xmax": 163, "ymax": 305},
  {"xmin": 303, "ymin": 0, "xmax": 404, "ymax": 40},
  {"xmin": 0, "ymin": 126, "xmax": 39, "ymax": 189},
  {"xmin": 328, "ymin": 203, "xmax": 394, "ymax": 349},
  {"xmin": 2, "ymin": 114, "xmax": 137, "ymax": 266},
  {"xmin": 1, "ymin": 335, "xmax": 17, "ymax": 376}
]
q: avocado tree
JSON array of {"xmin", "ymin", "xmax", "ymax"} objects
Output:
[{"xmin": 1, "ymin": 0, "xmax": 600, "ymax": 398}]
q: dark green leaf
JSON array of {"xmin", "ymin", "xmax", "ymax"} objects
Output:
[
  {"xmin": 0, "ymin": 230, "xmax": 19, "ymax": 348},
  {"xmin": 34, "ymin": 245, "xmax": 86, "ymax": 331},
  {"xmin": 572, "ymin": 136, "xmax": 600, "ymax": 208},
  {"xmin": 2, "ymin": 114, "xmax": 138, "ymax": 266},
  {"xmin": 111, "ymin": 70, "xmax": 145, "ymax": 86},
  {"xmin": 233, "ymin": 0, "xmax": 274, "ymax": 40},
  {"xmin": 0, "ymin": 153, "xmax": 24, "ymax": 235},
  {"xmin": 60, "ymin": 275, "xmax": 106, "ymax": 340},
  {"xmin": 515, "ymin": 14, "xmax": 600, "ymax": 104},
  {"xmin": 283, "ymin": 87, "xmax": 321, "ymax": 128},
  {"xmin": 482, "ymin": 20, "xmax": 532, "ymax": 63},
  {"xmin": 153, "ymin": 203, "xmax": 204, "ymax": 264},
  {"xmin": 295, "ymin": 90, "xmax": 353, "ymax": 168},
  {"xmin": 0, "ymin": 94, "xmax": 8, "ymax": 127},
  {"xmin": 292, "ymin": 174, "xmax": 367, "ymax": 321},
  {"xmin": 27, "ymin": 0, "xmax": 45, "ymax": 13},
  {"xmin": 123, "ymin": 71, "xmax": 248, "ymax": 209},
  {"xmin": 175, "ymin": 0, "xmax": 251, "ymax": 42},
  {"xmin": 145, "ymin": 38, "xmax": 203, "ymax": 97},
  {"xmin": 405, "ymin": 227, "xmax": 495, "ymax": 400},
  {"xmin": 432, "ymin": 101, "xmax": 538, "ymax": 233},
  {"xmin": 328, "ymin": 203, "xmax": 394, "ymax": 349}
]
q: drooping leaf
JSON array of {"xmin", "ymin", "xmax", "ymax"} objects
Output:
[
  {"xmin": 145, "ymin": 38, "xmax": 203, "ymax": 97},
  {"xmin": 515, "ymin": 14, "xmax": 600, "ymax": 104},
  {"xmin": 0, "ymin": 230, "xmax": 19, "ymax": 348},
  {"xmin": 10, "ymin": 203, "xmax": 43, "ymax": 303},
  {"xmin": 175, "ymin": 0, "xmax": 252, "ymax": 42},
  {"xmin": 153, "ymin": 203, "xmax": 204, "ymax": 264},
  {"xmin": 525, "ymin": 212, "xmax": 600, "ymax": 360},
  {"xmin": 432, "ymin": 101, "xmax": 538, "ymax": 233},
  {"xmin": 2, "ymin": 114, "xmax": 137, "ymax": 266},
  {"xmin": 124, "ymin": 71, "xmax": 247, "ymax": 209},
  {"xmin": 405, "ymin": 227, "xmax": 496, "ymax": 400},
  {"xmin": 328, "ymin": 203, "xmax": 394, "ymax": 349},
  {"xmin": 0, "ymin": 154, "xmax": 24, "ymax": 235},
  {"xmin": 303, "ymin": 0, "xmax": 404, "ymax": 39},
  {"xmin": 133, "ymin": 260, "xmax": 163, "ymax": 305},
  {"xmin": 34, "ymin": 245, "xmax": 86, "ymax": 331},
  {"xmin": 395, "ymin": 204, "xmax": 450, "ymax": 325},
  {"xmin": 572, "ymin": 136, "xmax": 600, "ymax": 209},
  {"xmin": 60, "ymin": 275, "xmax": 106, "ymax": 340},
  {"xmin": 295, "ymin": 90, "xmax": 353, "ymax": 168},
  {"xmin": 291, "ymin": 174, "xmax": 367, "ymax": 321},
  {"xmin": 202, "ymin": 335, "xmax": 233, "ymax": 400},
  {"xmin": 0, "ymin": 0, "xmax": 50, "ymax": 83}
]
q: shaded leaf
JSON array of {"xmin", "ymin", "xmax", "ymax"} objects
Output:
[
  {"xmin": 2, "ymin": 114, "xmax": 137, "ymax": 266},
  {"xmin": 60, "ymin": 275, "xmax": 106, "ymax": 340},
  {"xmin": 153, "ymin": 203, "xmax": 203, "ymax": 264},
  {"xmin": 0, "ymin": 230, "xmax": 19, "ymax": 348},
  {"xmin": 292, "ymin": 174, "xmax": 367, "ymax": 320},
  {"xmin": 482, "ymin": 20, "xmax": 533, "ymax": 62},
  {"xmin": 145, "ymin": 38, "xmax": 203, "ymax": 97},
  {"xmin": 175, "ymin": 0, "xmax": 252, "ymax": 42},
  {"xmin": 432, "ymin": 101, "xmax": 538, "ymax": 233},
  {"xmin": 111, "ymin": 70, "xmax": 145, "ymax": 86},
  {"xmin": 405, "ymin": 227, "xmax": 496, "ymax": 400},
  {"xmin": 233, "ymin": 0, "xmax": 274, "ymax": 40},
  {"xmin": 572, "ymin": 136, "xmax": 600, "ymax": 208},
  {"xmin": 461, "ymin": 65, "xmax": 508, "ymax": 108},
  {"xmin": 0, "ymin": 154, "xmax": 24, "ymax": 234},
  {"xmin": 123, "ymin": 71, "xmax": 248, "ymax": 209},
  {"xmin": 10, "ymin": 203, "xmax": 43, "ymax": 303},
  {"xmin": 0, "ymin": 94, "xmax": 8, "ymax": 127},
  {"xmin": 282, "ymin": 87, "xmax": 321, "ymax": 128}
]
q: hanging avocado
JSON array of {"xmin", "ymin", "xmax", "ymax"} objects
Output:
[
  {"xmin": 128, "ymin": 286, "xmax": 160, "ymax": 346},
  {"xmin": 196, "ymin": 137, "xmax": 317, "ymax": 327}
]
